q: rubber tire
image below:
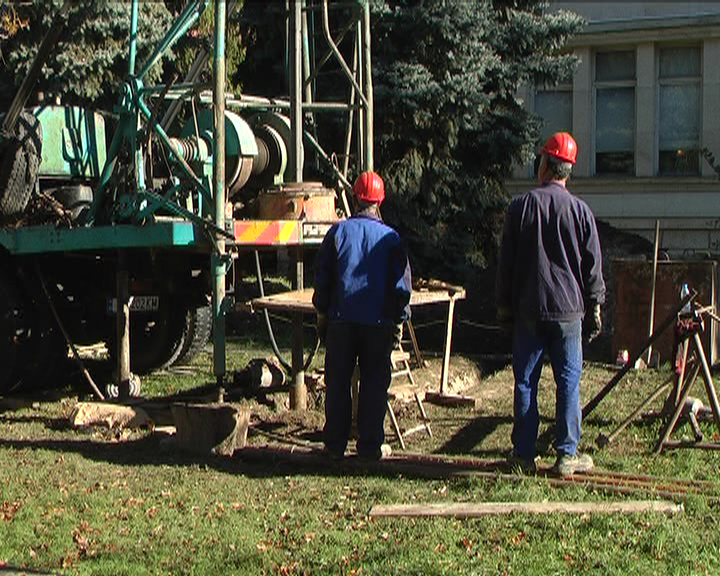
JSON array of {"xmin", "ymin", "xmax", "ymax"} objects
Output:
[
  {"xmin": 107, "ymin": 297, "xmax": 185, "ymax": 375},
  {"xmin": 0, "ymin": 142, "xmax": 31, "ymax": 217},
  {"xmin": 0, "ymin": 111, "xmax": 42, "ymax": 218},
  {"xmin": 0, "ymin": 270, "xmax": 28, "ymax": 393},
  {"xmin": 172, "ymin": 304, "xmax": 212, "ymax": 367}
]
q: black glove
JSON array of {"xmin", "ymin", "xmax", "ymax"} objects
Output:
[
  {"xmin": 316, "ymin": 313, "xmax": 328, "ymax": 344},
  {"xmin": 583, "ymin": 303, "xmax": 602, "ymax": 342},
  {"xmin": 497, "ymin": 306, "xmax": 513, "ymax": 335},
  {"xmin": 393, "ymin": 323, "xmax": 403, "ymax": 347}
]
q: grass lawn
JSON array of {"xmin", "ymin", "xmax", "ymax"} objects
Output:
[{"xmin": 2, "ymin": 329, "xmax": 720, "ymax": 575}]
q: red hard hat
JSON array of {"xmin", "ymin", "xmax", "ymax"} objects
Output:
[
  {"xmin": 353, "ymin": 171, "xmax": 385, "ymax": 204},
  {"xmin": 541, "ymin": 132, "xmax": 577, "ymax": 164}
]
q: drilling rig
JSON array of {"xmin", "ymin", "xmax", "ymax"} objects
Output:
[{"xmin": 0, "ymin": 0, "xmax": 375, "ymax": 406}]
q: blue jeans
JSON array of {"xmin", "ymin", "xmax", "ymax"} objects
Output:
[
  {"xmin": 323, "ymin": 322, "xmax": 394, "ymax": 457},
  {"xmin": 511, "ymin": 319, "xmax": 583, "ymax": 459}
]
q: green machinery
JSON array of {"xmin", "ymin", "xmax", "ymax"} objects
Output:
[{"xmin": 0, "ymin": 0, "xmax": 374, "ymax": 404}]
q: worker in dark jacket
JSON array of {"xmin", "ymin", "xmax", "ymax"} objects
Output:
[
  {"xmin": 313, "ymin": 171, "xmax": 412, "ymax": 460},
  {"xmin": 496, "ymin": 132, "xmax": 605, "ymax": 476}
]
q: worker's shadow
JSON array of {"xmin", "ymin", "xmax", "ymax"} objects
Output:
[{"xmin": 433, "ymin": 414, "xmax": 514, "ymax": 458}]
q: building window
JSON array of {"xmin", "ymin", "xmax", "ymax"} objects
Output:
[
  {"xmin": 658, "ymin": 46, "xmax": 701, "ymax": 175},
  {"xmin": 595, "ymin": 50, "xmax": 636, "ymax": 175},
  {"xmin": 535, "ymin": 87, "xmax": 573, "ymax": 142}
]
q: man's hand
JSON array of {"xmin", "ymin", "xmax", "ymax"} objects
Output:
[
  {"xmin": 583, "ymin": 303, "xmax": 602, "ymax": 342},
  {"xmin": 393, "ymin": 323, "xmax": 403, "ymax": 348},
  {"xmin": 316, "ymin": 313, "xmax": 328, "ymax": 344}
]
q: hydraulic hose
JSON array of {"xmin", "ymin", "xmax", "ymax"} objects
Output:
[{"xmin": 254, "ymin": 250, "xmax": 319, "ymax": 374}]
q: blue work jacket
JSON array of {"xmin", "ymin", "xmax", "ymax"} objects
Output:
[
  {"xmin": 312, "ymin": 211, "xmax": 412, "ymax": 326},
  {"xmin": 496, "ymin": 181, "xmax": 605, "ymax": 322}
]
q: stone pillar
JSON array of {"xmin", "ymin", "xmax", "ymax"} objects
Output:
[
  {"xmin": 636, "ymin": 43, "xmax": 655, "ymax": 177},
  {"xmin": 572, "ymin": 47, "xmax": 592, "ymax": 177}
]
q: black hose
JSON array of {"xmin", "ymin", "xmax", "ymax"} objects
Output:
[
  {"xmin": 254, "ymin": 250, "xmax": 292, "ymax": 372},
  {"xmin": 254, "ymin": 252, "xmax": 321, "ymax": 373}
]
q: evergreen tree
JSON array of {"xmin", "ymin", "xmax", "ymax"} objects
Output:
[
  {"xmin": 0, "ymin": 0, "xmax": 173, "ymax": 109},
  {"xmin": 371, "ymin": 0, "xmax": 583, "ymax": 281}
]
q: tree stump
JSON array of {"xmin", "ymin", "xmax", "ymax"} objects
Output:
[{"xmin": 170, "ymin": 403, "xmax": 250, "ymax": 456}]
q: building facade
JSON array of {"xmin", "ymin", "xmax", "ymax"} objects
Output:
[{"xmin": 508, "ymin": 2, "xmax": 720, "ymax": 256}]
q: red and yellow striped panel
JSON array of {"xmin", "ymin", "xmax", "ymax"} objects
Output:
[{"xmin": 233, "ymin": 220, "xmax": 301, "ymax": 245}]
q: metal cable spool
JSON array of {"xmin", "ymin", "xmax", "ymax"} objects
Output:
[{"xmin": 180, "ymin": 109, "xmax": 258, "ymax": 199}]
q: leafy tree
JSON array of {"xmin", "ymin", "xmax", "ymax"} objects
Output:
[{"xmin": 371, "ymin": 0, "xmax": 583, "ymax": 281}]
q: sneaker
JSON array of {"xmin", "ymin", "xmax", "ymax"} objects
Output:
[
  {"xmin": 554, "ymin": 452, "xmax": 593, "ymax": 477},
  {"xmin": 506, "ymin": 449, "xmax": 537, "ymax": 474}
]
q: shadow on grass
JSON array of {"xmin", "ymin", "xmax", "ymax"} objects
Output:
[
  {"xmin": 435, "ymin": 415, "xmax": 513, "ymax": 456},
  {"xmin": 0, "ymin": 430, "xmax": 523, "ymax": 483}
]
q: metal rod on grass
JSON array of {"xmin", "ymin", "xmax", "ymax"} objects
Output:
[{"xmin": 646, "ymin": 220, "xmax": 660, "ymax": 366}]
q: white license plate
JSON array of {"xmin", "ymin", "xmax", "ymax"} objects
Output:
[{"xmin": 107, "ymin": 296, "xmax": 160, "ymax": 313}]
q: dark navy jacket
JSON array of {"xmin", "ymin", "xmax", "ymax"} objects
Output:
[
  {"xmin": 496, "ymin": 181, "xmax": 605, "ymax": 322},
  {"xmin": 313, "ymin": 211, "xmax": 412, "ymax": 326}
]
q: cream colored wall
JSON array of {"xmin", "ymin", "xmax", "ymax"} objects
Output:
[
  {"xmin": 552, "ymin": 2, "xmax": 720, "ymax": 21},
  {"xmin": 509, "ymin": 4, "xmax": 720, "ymax": 257}
]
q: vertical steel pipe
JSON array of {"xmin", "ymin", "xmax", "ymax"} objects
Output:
[
  {"xmin": 361, "ymin": 0, "xmax": 374, "ymax": 170},
  {"xmin": 212, "ymin": 0, "xmax": 227, "ymax": 383},
  {"xmin": 128, "ymin": 0, "xmax": 139, "ymax": 75},
  {"xmin": 290, "ymin": 1, "xmax": 307, "ymax": 409}
]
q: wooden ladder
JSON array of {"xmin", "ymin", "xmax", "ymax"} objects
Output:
[{"xmin": 386, "ymin": 339, "xmax": 433, "ymax": 450}]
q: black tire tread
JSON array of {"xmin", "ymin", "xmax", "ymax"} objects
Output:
[{"xmin": 172, "ymin": 304, "xmax": 212, "ymax": 367}]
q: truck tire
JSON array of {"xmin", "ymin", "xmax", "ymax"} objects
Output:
[
  {"xmin": 0, "ymin": 270, "xmax": 28, "ymax": 393},
  {"xmin": 107, "ymin": 297, "xmax": 185, "ymax": 375},
  {"xmin": 0, "ymin": 111, "xmax": 42, "ymax": 219},
  {"xmin": 172, "ymin": 304, "xmax": 212, "ymax": 367},
  {"xmin": 0, "ymin": 142, "xmax": 31, "ymax": 217}
]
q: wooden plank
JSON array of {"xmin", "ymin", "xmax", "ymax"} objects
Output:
[
  {"xmin": 369, "ymin": 500, "xmax": 683, "ymax": 518},
  {"xmin": 424, "ymin": 391, "xmax": 479, "ymax": 409},
  {"xmin": 250, "ymin": 287, "xmax": 466, "ymax": 314}
]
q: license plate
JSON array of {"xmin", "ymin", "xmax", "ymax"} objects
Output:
[{"xmin": 107, "ymin": 296, "xmax": 160, "ymax": 313}]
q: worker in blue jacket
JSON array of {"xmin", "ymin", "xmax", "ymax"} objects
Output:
[
  {"xmin": 313, "ymin": 171, "xmax": 412, "ymax": 460},
  {"xmin": 496, "ymin": 132, "xmax": 605, "ymax": 476}
]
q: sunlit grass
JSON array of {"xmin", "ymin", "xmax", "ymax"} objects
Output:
[{"xmin": 2, "ymin": 331, "xmax": 720, "ymax": 574}]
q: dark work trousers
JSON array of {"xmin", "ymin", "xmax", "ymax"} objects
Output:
[{"xmin": 323, "ymin": 321, "xmax": 394, "ymax": 457}]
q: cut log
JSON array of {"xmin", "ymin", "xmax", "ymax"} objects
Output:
[
  {"xmin": 369, "ymin": 500, "xmax": 683, "ymax": 518},
  {"xmin": 170, "ymin": 403, "xmax": 250, "ymax": 456},
  {"xmin": 70, "ymin": 402, "xmax": 153, "ymax": 430}
]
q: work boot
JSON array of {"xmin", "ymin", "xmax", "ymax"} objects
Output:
[
  {"xmin": 321, "ymin": 445, "xmax": 345, "ymax": 461},
  {"xmin": 554, "ymin": 452, "xmax": 593, "ymax": 477},
  {"xmin": 506, "ymin": 449, "xmax": 537, "ymax": 474},
  {"xmin": 358, "ymin": 443, "xmax": 392, "ymax": 461}
]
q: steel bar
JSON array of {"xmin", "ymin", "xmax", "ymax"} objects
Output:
[
  {"xmin": 596, "ymin": 375, "xmax": 673, "ymax": 448},
  {"xmin": 37, "ymin": 267, "xmax": 105, "ymax": 401},
  {"xmin": 646, "ymin": 220, "xmax": 661, "ymax": 365},
  {"xmin": 212, "ymin": 0, "xmax": 228, "ymax": 383},
  {"xmin": 138, "ymin": 0, "xmax": 207, "ymax": 81},
  {"xmin": 694, "ymin": 331, "xmax": 720, "ymax": 430},
  {"xmin": 289, "ymin": 0, "xmax": 307, "ymax": 410},
  {"xmin": 582, "ymin": 290, "xmax": 695, "ymax": 419},
  {"xmin": 320, "ymin": 0, "xmax": 368, "ymax": 108},
  {"xmin": 237, "ymin": 445, "xmax": 720, "ymax": 501}
]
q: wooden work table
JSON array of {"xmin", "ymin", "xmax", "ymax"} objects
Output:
[{"xmin": 250, "ymin": 284, "xmax": 466, "ymax": 396}]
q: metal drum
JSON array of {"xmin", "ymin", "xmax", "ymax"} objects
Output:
[{"xmin": 257, "ymin": 182, "xmax": 337, "ymax": 221}]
